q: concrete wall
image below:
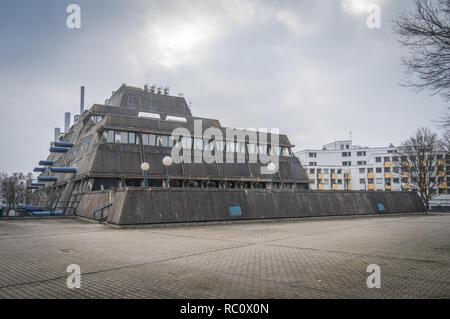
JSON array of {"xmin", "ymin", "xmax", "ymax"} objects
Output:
[{"xmin": 75, "ymin": 189, "xmax": 425, "ymax": 225}]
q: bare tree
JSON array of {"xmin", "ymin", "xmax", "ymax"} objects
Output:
[
  {"xmin": 394, "ymin": 127, "xmax": 445, "ymax": 209},
  {"xmin": 0, "ymin": 173, "xmax": 26, "ymax": 210},
  {"xmin": 394, "ymin": 0, "xmax": 450, "ymax": 100}
]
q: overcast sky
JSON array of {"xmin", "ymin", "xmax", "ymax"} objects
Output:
[{"xmin": 0, "ymin": 0, "xmax": 448, "ymax": 174}]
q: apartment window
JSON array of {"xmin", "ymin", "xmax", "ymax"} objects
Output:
[
  {"xmin": 375, "ymin": 157, "xmax": 382, "ymax": 163},
  {"xmin": 317, "ymin": 169, "xmax": 322, "ymax": 174},
  {"xmin": 357, "ymin": 151, "xmax": 366, "ymax": 156},
  {"xmin": 385, "ymin": 167, "xmax": 391, "ymax": 173},
  {"xmin": 258, "ymin": 144, "xmax": 268, "ymax": 155},
  {"xmin": 346, "ymin": 144, "xmax": 350, "ymax": 149},
  {"xmin": 337, "ymin": 169, "xmax": 342, "ymax": 174},
  {"xmin": 357, "ymin": 161, "xmax": 367, "ymax": 165},
  {"xmin": 324, "ymin": 179, "xmax": 330, "ymax": 185},
  {"xmin": 393, "ymin": 178, "xmax": 400, "ymax": 183},
  {"xmin": 368, "ymin": 179, "xmax": 374, "ymax": 184},
  {"xmin": 340, "ymin": 145, "xmax": 344, "ymax": 150},
  {"xmin": 342, "ymin": 152, "xmax": 351, "ymax": 157},
  {"xmin": 337, "ymin": 179, "xmax": 342, "ymax": 184},
  {"xmin": 142, "ymin": 133, "xmax": 156, "ymax": 146},
  {"xmin": 368, "ymin": 168, "xmax": 374, "ymax": 173},
  {"xmin": 376, "ymin": 167, "xmax": 382, "ymax": 173},
  {"xmin": 376, "ymin": 178, "xmax": 383, "ymax": 184},
  {"xmin": 309, "ymin": 162, "xmax": 317, "ymax": 166},
  {"xmin": 384, "ymin": 157, "xmax": 390, "ymax": 162},
  {"xmin": 360, "ymin": 178, "xmax": 366, "ymax": 184},
  {"xmin": 393, "ymin": 167, "xmax": 400, "ymax": 173},
  {"xmin": 331, "ymin": 169, "xmax": 335, "ymax": 174},
  {"xmin": 324, "ymin": 169, "xmax": 329, "ymax": 174},
  {"xmin": 309, "ymin": 152, "xmax": 317, "ymax": 158},
  {"xmin": 392, "ymin": 156, "xmax": 399, "ymax": 162},
  {"xmin": 309, "ymin": 169, "xmax": 315, "ymax": 174},
  {"xmin": 359, "ymin": 168, "xmax": 366, "ymax": 174},
  {"xmin": 342, "ymin": 161, "xmax": 352, "ymax": 166},
  {"xmin": 106, "ymin": 130, "xmax": 114, "ymax": 143},
  {"xmin": 158, "ymin": 135, "xmax": 171, "ymax": 147}
]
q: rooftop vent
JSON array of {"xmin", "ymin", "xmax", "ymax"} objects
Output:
[
  {"xmin": 157, "ymin": 86, "xmax": 163, "ymax": 94},
  {"xmin": 150, "ymin": 85, "xmax": 156, "ymax": 93},
  {"xmin": 164, "ymin": 86, "xmax": 170, "ymax": 95}
]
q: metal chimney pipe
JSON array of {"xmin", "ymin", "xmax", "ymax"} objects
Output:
[
  {"xmin": 64, "ymin": 112, "xmax": 71, "ymax": 133},
  {"xmin": 54, "ymin": 128, "xmax": 61, "ymax": 142},
  {"xmin": 80, "ymin": 86, "xmax": 85, "ymax": 114}
]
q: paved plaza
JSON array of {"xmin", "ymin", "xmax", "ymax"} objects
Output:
[{"xmin": 0, "ymin": 213, "xmax": 449, "ymax": 299}]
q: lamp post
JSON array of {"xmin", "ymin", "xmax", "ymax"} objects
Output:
[
  {"xmin": 267, "ymin": 162, "xmax": 276, "ymax": 190},
  {"xmin": 162, "ymin": 156, "xmax": 173, "ymax": 188},
  {"xmin": 141, "ymin": 162, "xmax": 149, "ymax": 187}
]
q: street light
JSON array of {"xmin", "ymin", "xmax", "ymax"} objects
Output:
[
  {"xmin": 141, "ymin": 162, "xmax": 149, "ymax": 187},
  {"xmin": 267, "ymin": 162, "xmax": 276, "ymax": 190},
  {"xmin": 162, "ymin": 156, "xmax": 173, "ymax": 188}
]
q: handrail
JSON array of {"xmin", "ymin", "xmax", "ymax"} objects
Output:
[{"xmin": 93, "ymin": 203, "xmax": 113, "ymax": 221}]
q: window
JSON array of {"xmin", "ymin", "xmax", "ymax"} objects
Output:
[
  {"xmin": 337, "ymin": 179, "xmax": 343, "ymax": 184},
  {"xmin": 359, "ymin": 168, "xmax": 366, "ymax": 174},
  {"xmin": 376, "ymin": 157, "xmax": 381, "ymax": 163},
  {"xmin": 271, "ymin": 145, "xmax": 281, "ymax": 156},
  {"xmin": 309, "ymin": 169, "xmax": 315, "ymax": 174},
  {"xmin": 281, "ymin": 147, "xmax": 291, "ymax": 157},
  {"xmin": 103, "ymin": 130, "xmax": 137, "ymax": 144},
  {"xmin": 376, "ymin": 167, "xmax": 382, "ymax": 173},
  {"xmin": 357, "ymin": 161, "xmax": 367, "ymax": 165},
  {"xmin": 393, "ymin": 178, "xmax": 400, "ymax": 183},
  {"xmin": 216, "ymin": 140, "xmax": 225, "ymax": 152},
  {"xmin": 258, "ymin": 144, "xmax": 268, "ymax": 155},
  {"xmin": 309, "ymin": 179, "xmax": 315, "ymax": 184},
  {"xmin": 346, "ymin": 144, "xmax": 350, "ymax": 149},
  {"xmin": 309, "ymin": 162, "xmax": 317, "ymax": 166},
  {"xmin": 106, "ymin": 130, "xmax": 114, "ymax": 143},
  {"xmin": 360, "ymin": 178, "xmax": 366, "ymax": 184},
  {"xmin": 309, "ymin": 152, "xmax": 317, "ymax": 158},
  {"xmin": 193, "ymin": 138, "xmax": 203, "ymax": 150},
  {"xmin": 368, "ymin": 168, "xmax": 374, "ymax": 173},
  {"xmin": 342, "ymin": 161, "xmax": 352, "ymax": 166},
  {"xmin": 392, "ymin": 156, "xmax": 399, "ymax": 162},
  {"xmin": 331, "ymin": 169, "xmax": 335, "ymax": 174},
  {"xmin": 342, "ymin": 152, "xmax": 351, "ymax": 157},
  {"xmin": 323, "ymin": 179, "xmax": 329, "ymax": 185},
  {"xmin": 337, "ymin": 169, "xmax": 342, "ymax": 174},
  {"xmin": 324, "ymin": 169, "xmax": 329, "ymax": 174},
  {"xmin": 138, "ymin": 112, "xmax": 160, "ymax": 119},
  {"xmin": 385, "ymin": 167, "xmax": 391, "ymax": 173},
  {"xmin": 236, "ymin": 142, "xmax": 246, "ymax": 153},
  {"xmin": 384, "ymin": 157, "xmax": 390, "ymax": 162},
  {"xmin": 340, "ymin": 145, "xmax": 344, "ymax": 150},
  {"xmin": 247, "ymin": 143, "xmax": 257, "ymax": 154},
  {"xmin": 357, "ymin": 151, "xmax": 366, "ymax": 156},
  {"xmin": 376, "ymin": 178, "xmax": 383, "ymax": 184},
  {"xmin": 90, "ymin": 115, "xmax": 103, "ymax": 124},
  {"xmin": 393, "ymin": 167, "xmax": 400, "ymax": 173},
  {"xmin": 166, "ymin": 115, "xmax": 187, "ymax": 123}
]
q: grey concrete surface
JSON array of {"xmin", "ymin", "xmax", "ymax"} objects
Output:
[{"xmin": 0, "ymin": 213, "xmax": 449, "ymax": 299}]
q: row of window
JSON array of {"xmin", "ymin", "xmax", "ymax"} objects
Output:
[
  {"xmin": 310, "ymin": 178, "xmax": 409, "ymax": 185},
  {"xmin": 310, "ymin": 167, "xmax": 404, "ymax": 175},
  {"xmin": 102, "ymin": 130, "xmax": 294, "ymax": 157}
]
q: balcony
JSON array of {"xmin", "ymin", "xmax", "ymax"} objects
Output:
[
  {"xmin": 331, "ymin": 173, "xmax": 338, "ymax": 179},
  {"xmin": 402, "ymin": 172, "xmax": 409, "ymax": 178},
  {"xmin": 384, "ymin": 161, "xmax": 392, "ymax": 168},
  {"xmin": 317, "ymin": 173, "xmax": 324, "ymax": 179},
  {"xmin": 401, "ymin": 161, "xmax": 408, "ymax": 167},
  {"xmin": 344, "ymin": 174, "xmax": 352, "ymax": 180},
  {"xmin": 318, "ymin": 184, "xmax": 325, "ymax": 190},
  {"xmin": 439, "ymin": 182, "xmax": 447, "ymax": 189},
  {"xmin": 438, "ymin": 159, "xmax": 445, "ymax": 166},
  {"xmin": 332, "ymin": 184, "xmax": 338, "ymax": 190},
  {"xmin": 368, "ymin": 183, "xmax": 375, "ymax": 190},
  {"xmin": 385, "ymin": 172, "xmax": 392, "ymax": 179},
  {"xmin": 438, "ymin": 171, "xmax": 446, "ymax": 178},
  {"xmin": 385, "ymin": 184, "xmax": 392, "ymax": 190},
  {"xmin": 403, "ymin": 183, "xmax": 410, "ymax": 190},
  {"xmin": 368, "ymin": 172, "xmax": 374, "ymax": 179}
]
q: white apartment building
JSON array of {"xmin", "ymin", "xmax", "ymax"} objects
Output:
[{"xmin": 295, "ymin": 140, "xmax": 414, "ymax": 192}]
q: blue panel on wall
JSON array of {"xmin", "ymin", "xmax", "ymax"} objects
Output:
[
  {"xmin": 229, "ymin": 205, "xmax": 242, "ymax": 216},
  {"xmin": 377, "ymin": 203, "xmax": 385, "ymax": 212}
]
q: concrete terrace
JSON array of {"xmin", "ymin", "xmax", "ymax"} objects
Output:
[{"xmin": 0, "ymin": 213, "xmax": 449, "ymax": 298}]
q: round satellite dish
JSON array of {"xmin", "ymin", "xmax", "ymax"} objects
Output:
[
  {"xmin": 162, "ymin": 156, "xmax": 173, "ymax": 167},
  {"xmin": 267, "ymin": 162, "xmax": 276, "ymax": 172},
  {"xmin": 141, "ymin": 162, "xmax": 150, "ymax": 171}
]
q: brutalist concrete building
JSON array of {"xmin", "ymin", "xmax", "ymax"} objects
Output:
[{"xmin": 29, "ymin": 84, "xmax": 424, "ymax": 225}]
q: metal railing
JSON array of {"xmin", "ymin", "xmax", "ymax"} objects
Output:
[
  {"xmin": 93, "ymin": 203, "xmax": 112, "ymax": 222},
  {"xmin": 0, "ymin": 206, "xmax": 76, "ymax": 217}
]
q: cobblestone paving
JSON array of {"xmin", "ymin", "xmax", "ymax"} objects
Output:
[{"xmin": 0, "ymin": 213, "xmax": 449, "ymax": 298}]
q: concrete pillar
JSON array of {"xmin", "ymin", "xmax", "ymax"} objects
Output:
[{"xmin": 64, "ymin": 112, "xmax": 71, "ymax": 133}]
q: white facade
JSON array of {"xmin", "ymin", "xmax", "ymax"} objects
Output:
[{"xmin": 295, "ymin": 140, "xmax": 412, "ymax": 192}]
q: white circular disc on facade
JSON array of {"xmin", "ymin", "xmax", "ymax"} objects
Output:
[
  {"xmin": 162, "ymin": 156, "xmax": 173, "ymax": 167},
  {"xmin": 141, "ymin": 162, "xmax": 150, "ymax": 171},
  {"xmin": 267, "ymin": 162, "xmax": 276, "ymax": 172}
]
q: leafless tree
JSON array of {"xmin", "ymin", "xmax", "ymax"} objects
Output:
[
  {"xmin": 0, "ymin": 172, "xmax": 26, "ymax": 210},
  {"xmin": 394, "ymin": 0, "xmax": 450, "ymax": 100},
  {"xmin": 394, "ymin": 127, "xmax": 445, "ymax": 209}
]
